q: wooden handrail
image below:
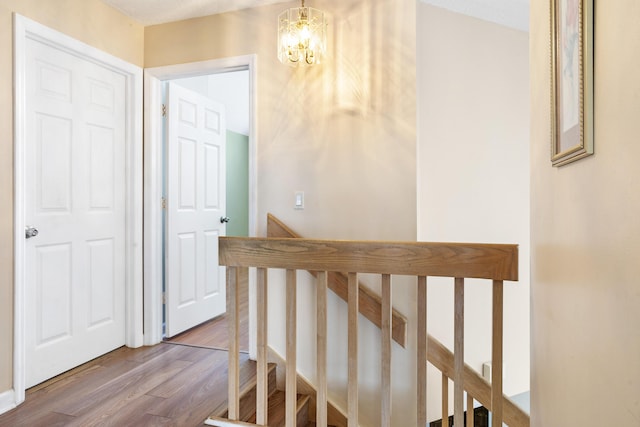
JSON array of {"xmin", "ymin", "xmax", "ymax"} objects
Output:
[
  {"xmin": 267, "ymin": 213, "xmax": 408, "ymax": 348},
  {"xmin": 218, "ymin": 233, "xmax": 527, "ymax": 427},
  {"xmin": 219, "ymin": 237, "xmax": 518, "ymax": 280}
]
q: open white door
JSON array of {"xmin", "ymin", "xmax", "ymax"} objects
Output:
[
  {"xmin": 22, "ymin": 30, "xmax": 127, "ymax": 388},
  {"xmin": 165, "ymin": 82, "xmax": 227, "ymax": 337}
]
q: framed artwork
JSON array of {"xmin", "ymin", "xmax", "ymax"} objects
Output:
[{"xmin": 550, "ymin": 0, "xmax": 594, "ymax": 166}]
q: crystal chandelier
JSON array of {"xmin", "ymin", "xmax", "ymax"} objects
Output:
[{"xmin": 277, "ymin": 0, "xmax": 326, "ymax": 66}]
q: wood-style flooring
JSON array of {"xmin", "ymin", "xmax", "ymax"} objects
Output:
[
  {"xmin": 166, "ymin": 267, "xmax": 249, "ymax": 352},
  {"xmin": 0, "ymin": 344, "xmax": 249, "ymax": 427},
  {"xmin": 0, "ymin": 271, "xmax": 250, "ymax": 426}
]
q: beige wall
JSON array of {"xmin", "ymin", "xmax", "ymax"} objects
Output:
[
  {"xmin": 0, "ymin": 0, "xmax": 143, "ymax": 395},
  {"xmin": 146, "ymin": 1, "xmax": 416, "ymax": 425},
  {"xmin": 530, "ymin": 0, "xmax": 640, "ymax": 425},
  {"xmin": 145, "ymin": 0, "xmax": 416, "ymax": 242},
  {"xmin": 417, "ymin": 4, "xmax": 530, "ymax": 420}
]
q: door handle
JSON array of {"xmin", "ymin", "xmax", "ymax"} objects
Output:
[
  {"xmin": 25, "ymin": 226, "xmax": 39, "ymax": 239},
  {"xmin": 220, "ymin": 216, "xmax": 230, "ymax": 224}
]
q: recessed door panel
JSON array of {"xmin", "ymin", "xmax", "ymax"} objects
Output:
[
  {"xmin": 36, "ymin": 243, "xmax": 72, "ymax": 347},
  {"xmin": 88, "ymin": 125, "xmax": 115, "ymax": 210},
  {"xmin": 37, "ymin": 114, "xmax": 71, "ymax": 213},
  {"xmin": 204, "ymin": 142, "xmax": 220, "ymax": 210},
  {"xmin": 204, "ymin": 230, "xmax": 220, "ymax": 298},
  {"xmin": 178, "ymin": 232, "xmax": 197, "ymax": 307},
  {"xmin": 88, "ymin": 239, "xmax": 115, "ymax": 327},
  {"xmin": 179, "ymin": 137, "xmax": 197, "ymax": 211}
]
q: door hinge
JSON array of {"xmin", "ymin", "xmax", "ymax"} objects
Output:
[
  {"xmin": 161, "ymin": 197, "xmax": 167, "ymax": 209},
  {"xmin": 162, "ymin": 292, "xmax": 167, "ymax": 305},
  {"xmin": 162, "ymin": 104, "xmax": 167, "ymax": 117}
]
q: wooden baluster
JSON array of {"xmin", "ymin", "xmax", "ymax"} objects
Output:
[
  {"xmin": 227, "ymin": 266, "xmax": 240, "ymax": 420},
  {"xmin": 348, "ymin": 272, "xmax": 359, "ymax": 427},
  {"xmin": 256, "ymin": 268, "xmax": 268, "ymax": 425},
  {"xmin": 286, "ymin": 270, "xmax": 297, "ymax": 427},
  {"xmin": 417, "ymin": 276, "xmax": 428, "ymax": 427},
  {"xmin": 381, "ymin": 274, "xmax": 392, "ymax": 427},
  {"xmin": 491, "ymin": 280, "xmax": 504, "ymax": 427},
  {"xmin": 466, "ymin": 394, "xmax": 474, "ymax": 427},
  {"xmin": 316, "ymin": 271, "xmax": 328, "ymax": 427},
  {"xmin": 442, "ymin": 373, "xmax": 449, "ymax": 427},
  {"xmin": 454, "ymin": 278, "xmax": 464, "ymax": 426}
]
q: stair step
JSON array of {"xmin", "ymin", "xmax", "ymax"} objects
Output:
[
  {"xmin": 210, "ymin": 361, "xmax": 277, "ymax": 421},
  {"xmin": 246, "ymin": 391, "xmax": 310, "ymax": 427}
]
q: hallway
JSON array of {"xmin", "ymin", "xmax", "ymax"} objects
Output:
[
  {"xmin": 0, "ymin": 272, "xmax": 250, "ymax": 426},
  {"xmin": 0, "ymin": 343, "xmax": 249, "ymax": 426}
]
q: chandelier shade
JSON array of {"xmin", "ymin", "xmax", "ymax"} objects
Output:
[{"xmin": 277, "ymin": 0, "xmax": 326, "ymax": 66}]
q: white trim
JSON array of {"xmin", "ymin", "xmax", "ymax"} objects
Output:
[
  {"xmin": 12, "ymin": 14, "xmax": 143, "ymax": 405},
  {"xmin": 142, "ymin": 74, "xmax": 165, "ymax": 345},
  {"xmin": 13, "ymin": 13, "xmax": 27, "ymax": 408},
  {"xmin": 0, "ymin": 390, "xmax": 16, "ymax": 416},
  {"xmin": 143, "ymin": 55, "xmax": 259, "ymax": 359}
]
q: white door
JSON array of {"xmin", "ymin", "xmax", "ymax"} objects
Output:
[
  {"xmin": 165, "ymin": 83, "xmax": 227, "ymax": 337},
  {"xmin": 23, "ymin": 37, "xmax": 127, "ymax": 387}
]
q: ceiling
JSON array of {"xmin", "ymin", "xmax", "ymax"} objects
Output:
[
  {"xmin": 420, "ymin": 0, "xmax": 529, "ymax": 31},
  {"xmin": 100, "ymin": 0, "xmax": 292, "ymax": 26},
  {"xmin": 99, "ymin": 0, "xmax": 529, "ymax": 31}
]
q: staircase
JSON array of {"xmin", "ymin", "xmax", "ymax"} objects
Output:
[
  {"xmin": 207, "ymin": 358, "xmax": 331, "ymax": 427},
  {"xmin": 209, "ymin": 214, "xmax": 529, "ymax": 427}
]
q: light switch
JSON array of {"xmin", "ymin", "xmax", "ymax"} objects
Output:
[{"xmin": 294, "ymin": 191, "xmax": 304, "ymax": 209}]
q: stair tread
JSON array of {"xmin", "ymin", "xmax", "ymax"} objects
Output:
[
  {"xmin": 246, "ymin": 391, "xmax": 310, "ymax": 427},
  {"xmin": 209, "ymin": 361, "xmax": 277, "ymax": 419}
]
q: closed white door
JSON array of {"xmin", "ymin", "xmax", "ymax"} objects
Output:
[
  {"xmin": 165, "ymin": 83, "xmax": 227, "ymax": 337},
  {"xmin": 23, "ymin": 36, "xmax": 127, "ymax": 387}
]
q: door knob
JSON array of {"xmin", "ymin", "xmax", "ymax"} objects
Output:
[
  {"xmin": 25, "ymin": 226, "xmax": 39, "ymax": 239},
  {"xmin": 220, "ymin": 216, "xmax": 230, "ymax": 224}
]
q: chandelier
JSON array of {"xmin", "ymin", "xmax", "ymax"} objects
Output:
[{"xmin": 277, "ymin": 0, "xmax": 326, "ymax": 66}]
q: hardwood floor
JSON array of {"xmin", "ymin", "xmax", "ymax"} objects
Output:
[
  {"xmin": 0, "ymin": 344, "xmax": 252, "ymax": 427},
  {"xmin": 0, "ymin": 270, "xmax": 251, "ymax": 426},
  {"xmin": 166, "ymin": 267, "xmax": 249, "ymax": 352}
]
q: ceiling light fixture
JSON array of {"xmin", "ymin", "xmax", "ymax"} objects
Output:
[{"xmin": 277, "ymin": 0, "xmax": 326, "ymax": 66}]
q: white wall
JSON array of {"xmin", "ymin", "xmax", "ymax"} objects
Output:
[
  {"xmin": 173, "ymin": 70, "xmax": 249, "ymax": 135},
  {"xmin": 530, "ymin": 0, "xmax": 640, "ymax": 425},
  {"xmin": 417, "ymin": 4, "xmax": 530, "ymax": 420},
  {"xmin": 207, "ymin": 71, "xmax": 249, "ymax": 135}
]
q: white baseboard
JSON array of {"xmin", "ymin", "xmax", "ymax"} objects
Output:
[{"xmin": 0, "ymin": 389, "xmax": 17, "ymax": 416}]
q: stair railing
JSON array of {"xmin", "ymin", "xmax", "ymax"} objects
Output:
[{"xmin": 217, "ymin": 235, "xmax": 528, "ymax": 427}]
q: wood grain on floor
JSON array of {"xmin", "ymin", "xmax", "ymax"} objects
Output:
[
  {"xmin": 1, "ymin": 270, "xmax": 251, "ymax": 426},
  {"xmin": 165, "ymin": 267, "xmax": 249, "ymax": 352},
  {"xmin": 0, "ymin": 344, "xmax": 252, "ymax": 427}
]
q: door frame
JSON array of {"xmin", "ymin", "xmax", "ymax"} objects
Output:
[
  {"xmin": 143, "ymin": 55, "xmax": 258, "ymax": 350},
  {"xmin": 12, "ymin": 14, "xmax": 143, "ymax": 407}
]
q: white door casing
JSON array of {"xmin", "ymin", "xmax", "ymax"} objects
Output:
[
  {"xmin": 143, "ymin": 56, "xmax": 257, "ymax": 351},
  {"xmin": 165, "ymin": 83, "xmax": 227, "ymax": 337},
  {"xmin": 13, "ymin": 14, "xmax": 142, "ymax": 406}
]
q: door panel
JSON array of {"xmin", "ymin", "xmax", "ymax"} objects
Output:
[
  {"xmin": 165, "ymin": 82, "xmax": 226, "ymax": 337},
  {"xmin": 24, "ymin": 37, "xmax": 127, "ymax": 388},
  {"xmin": 35, "ymin": 244, "xmax": 72, "ymax": 345}
]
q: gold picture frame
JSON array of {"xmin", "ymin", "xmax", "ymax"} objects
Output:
[{"xmin": 550, "ymin": 0, "xmax": 594, "ymax": 166}]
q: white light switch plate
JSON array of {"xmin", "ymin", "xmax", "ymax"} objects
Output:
[{"xmin": 294, "ymin": 191, "xmax": 304, "ymax": 209}]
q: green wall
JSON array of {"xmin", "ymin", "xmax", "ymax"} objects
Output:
[{"xmin": 226, "ymin": 131, "xmax": 249, "ymax": 237}]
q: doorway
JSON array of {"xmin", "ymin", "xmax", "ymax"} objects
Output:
[
  {"xmin": 163, "ymin": 81, "xmax": 229, "ymax": 338},
  {"xmin": 143, "ymin": 56, "xmax": 257, "ymax": 356},
  {"xmin": 162, "ymin": 71, "xmax": 250, "ymax": 345}
]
